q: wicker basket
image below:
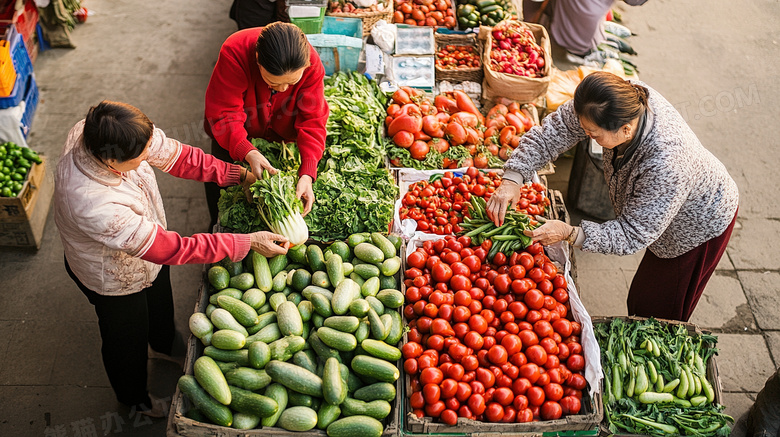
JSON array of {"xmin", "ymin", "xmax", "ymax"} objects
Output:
[
  {"xmin": 434, "ymin": 32, "xmax": 483, "ymax": 83},
  {"xmin": 327, "ymin": 1, "xmax": 394, "ymax": 36}
]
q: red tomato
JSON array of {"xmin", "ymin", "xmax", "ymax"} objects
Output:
[
  {"xmin": 432, "ymin": 263, "xmax": 453, "ymax": 283},
  {"xmin": 425, "ymin": 401, "xmax": 446, "ymax": 417},
  {"xmin": 468, "ymin": 394, "xmax": 486, "ymax": 415},
  {"xmin": 450, "ymin": 275, "xmax": 472, "ymax": 292},
  {"xmin": 557, "ymin": 342, "xmax": 570, "ymax": 360},
  {"xmin": 552, "ymin": 274, "xmax": 567, "ymax": 289},
  {"xmin": 509, "ymin": 265, "xmax": 526, "ymax": 280},
  {"xmin": 544, "ymin": 354, "xmax": 560, "ymax": 370},
  {"xmin": 524, "ymin": 289, "xmax": 545, "ymax": 310},
  {"xmin": 441, "ymin": 378, "xmax": 459, "ymax": 399},
  {"xmin": 518, "ymin": 253, "xmax": 534, "ymax": 270},
  {"xmin": 424, "ymin": 383, "xmax": 442, "ymax": 403},
  {"xmin": 404, "ymin": 358, "xmax": 419, "ymax": 374},
  {"xmin": 537, "ymin": 279, "xmax": 553, "ymax": 295},
  {"xmin": 526, "ymin": 386, "xmax": 545, "ymax": 406},
  {"xmin": 410, "ymin": 391, "xmax": 425, "ymax": 409},
  {"xmin": 537, "ymin": 372, "xmax": 551, "ymax": 386},
  {"xmin": 448, "ymin": 343, "xmax": 469, "ymax": 362},
  {"xmin": 547, "ymin": 367, "xmax": 563, "ymax": 384},
  {"xmin": 566, "ymin": 373, "xmax": 587, "ymax": 390},
  {"xmin": 542, "ymin": 262, "xmax": 557, "ymax": 279},
  {"xmin": 421, "ymin": 367, "xmax": 445, "ymax": 385},
  {"xmin": 402, "ymin": 342, "xmax": 424, "ymax": 359},
  {"xmin": 464, "ymin": 331, "xmax": 484, "ymax": 350},
  {"xmin": 494, "ymin": 274, "xmax": 511, "ymax": 294},
  {"xmin": 567, "ymin": 354, "xmax": 585, "ymax": 372},
  {"xmin": 518, "ymin": 329, "xmax": 539, "ymax": 348},
  {"xmin": 468, "ymin": 315, "xmax": 488, "ymax": 334},
  {"xmin": 519, "ymin": 363, "xmax": 540, "ymax": 384},
  {"xmin": 500, "ymin": 334, "xmax": 522, "ymax": 355},
  {"xmin": 476, "ymin": 368, "xmax": 496, "ymax": 389},
  {"xmin": 454, "ymin": 289, "xmax": 472, "ymax": 306},
  {"xmin": 492, "ymin": 387, "xmax": 514, "ymax": 406},
  {"xmin": 456, "ymin": 381, "xmax": 473, "ymax": 402},
  {"xmin": 450, "ymin": 262, "xmax": 469, "ymax": 277},
  {"xmin": 440, "ymin": 408, "xmax": 458, "ymax": 425},
  {"xmin": 571, "ymin": 322, "xmax": 582, "ymax": 336},
  {"xmin": 486, "ymin": 402, "xmax": 504, "ymax": 422},
  {"xmin": 462, "ymin": 255, "xmax": 482, "ymax": 273},
  {"xmin": 540, "ymin": 337, "xmax": 559, "ymax": 356},
  {"xmin": 407, "ymin": 251, "xmax": 428, "ymax": 269},
  {"xmin": 552, "ymin": 288, "xmax": 569, "ymax": 304},
  {"xmin": 446, "ymin": 363, "xmax": 465, "ymax": 381},
  {"xmin": 462, "ymin": 354, "xmax": 479, "ymax": 371},
  {"xmin": 488, "ymin": 345, "xmax": 508, "ymax": 365},
  {"xmin": 533, "ymin": 320, "xmax": 554, "ymax": 339},
  {"xmin": 509, "ymin": 351, "xmax": 528, "ymax": 367},
  {"xmin": 526, "ymin": 345, "xmax": 548, "ymax": 367},
  {"xmin": 560, "ymin": 396, "xmax": 581, "ymax": 415},
  {"xmin": 544, "ymin": 383, "xmax": 564, "ymax": 402},
  {"xmin": 517, "ymin": 407, "xmax": 534, "ymax": 423},
  {"xmin": 540, "ymin": 401, "xmax": 562, "ymax": 420},
  {"xmin": 453, "ymin": 305, "xmax": 472, "ymax": 323}
]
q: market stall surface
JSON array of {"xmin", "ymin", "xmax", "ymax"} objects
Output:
[{"xmin": 0, "ymin": 0, "xmax": 778, "ymax": 436}]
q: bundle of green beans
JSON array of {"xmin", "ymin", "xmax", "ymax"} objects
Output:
[
  {"xmin": 595, "ymin": 318, "xmax": 733, "ymax": 436},
  {"xmin": 459, "ymin": 196, "xmax": 540, "ymax": 260}
]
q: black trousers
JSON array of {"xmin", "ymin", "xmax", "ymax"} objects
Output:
[
  {"xmin": 204, "ymin": 139, "xmax": 233, "ymax": 232},
  {"xmin": 65, "ymin": 257, "xmax": 176, "ymax": 409}
]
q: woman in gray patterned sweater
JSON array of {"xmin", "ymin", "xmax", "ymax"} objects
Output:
[{"xmin": 486, "ymin": 72, "xmax": 739, "ymax": 322}]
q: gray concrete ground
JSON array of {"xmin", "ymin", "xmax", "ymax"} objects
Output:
[{"xmin": 0, "ymin": 0, "xmax": 777, "ymax": 436}]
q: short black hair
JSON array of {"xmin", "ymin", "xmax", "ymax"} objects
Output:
[
  {"xmin": 573, "ymin": 71, "xmax": 649, "ymax": 132},
  {"xmin": 83, "ymin": 101, "xmax": 154, "ymax": 162},
  {"xmin": 256, "ymin": 22, "xmax": 310, "ymax": 76}
]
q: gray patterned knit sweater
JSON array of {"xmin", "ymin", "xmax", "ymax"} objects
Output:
[{"xmin": 503, "ymin": 82, "xmax": 739, "ymax": 258}]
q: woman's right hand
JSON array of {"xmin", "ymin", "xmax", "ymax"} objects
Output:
[
  {"xmin": 250, "ymin": 231, "xmax": 289, "ymax": 257},
  {"xmin": 486, "ymin": 179, "xmax": 522, "ymax": 226},
  {"xmin": 245, "ymin": 150, "xmax": 278, "ymax": 179}
]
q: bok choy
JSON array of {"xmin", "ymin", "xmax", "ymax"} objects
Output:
[{"xmin": 250, "ymin": 170, "xmax": 308, "ymax": 245}]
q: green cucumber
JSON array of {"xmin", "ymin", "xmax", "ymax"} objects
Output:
[
  {"xmin": 298, "ymin": 300, "xmax": 313, "ymax": 322},
  {"xmin": 288, "ymin": 391, "xmax": 315, "ymax": 407},
  {"xmin": 341, "ymin": 398, "xmax": 391, "ymax": 420},
  {"xmin": 309, "ymin": 331, "xmax": 342, "ymax": 362},
  {"xmin": 294, "ymin": 350, "xmax": 318, "ymax": 374},
  {"xmin": 277, "ymin": 301, "xmax": 304, "ymax": 336},
  {"xmin": 302, "ymin": 285, "xmax": 334, "ymax": 301},
  {"xmin": 307, "ymin": 245, "xmax": 326, "ymax": 272},
  {"xmin": 211, "ymin": 329, "xmax": 247, "ymax": 350},
  {"xmin": 261, "ymin": 383, "xmax": 288, "ymax": 427},
  {"xmin": 366, "ymin": 308, "xmax": 387, "ymax": 341},
  {"xmin": 312, "ymin": 270, "xmax": 331, "ymax": 288},
  {"xmin": 387, "ymin": 234, "xmax": 402, "ymax": 251},
  {"xmin": 210, "ymin": 308, "xmax": 248, "ymax": 336},
  {"xmin": 178, "ymin": 375, "xmax": 232, "ymax": 427},
  {"xmin": 323, "ymin": 357, "xmax": 347, "ymax": 406},
  {"xmin": 229, "ymin": 272, "xmax": 255, "ymax": 291},
  {"xmin": 351, "ymin": 355, "xmax": 399, "ymax": 383},
  {"xmin": 269, "ymin": 335, "xmax": 306, "ymax": 362},
  {"xmin": 278, "ymin": 406, "xmax": 318, "ymax": 432},
  {"xmin": 194, "ymin": 356, "xmax": 231, "ymax": 405},
  {"xmin": 208, "ymin": 266, "xmax": 231, "ymax": 291},
  {"xmin": 329, "ymin": 241, "xmax": 351, "ymax": 261},
  {"xmin": 347, "ymin": 370, "xmax": 364, "ymax": 394},
  {"xmin": 231, "ymin": 412, "xmax": 261, "ymax": 430},
  {"xmin": 253, "ymin": 251, "xmax": 273, "ymax": 292},
  {"xmin": 365, "ymin": 296, "xmax": 384, "ymax": 316},
  {"xmin": 219, "ymin": 257, "xmax": 244, "ymax": 276},
  {"xmin": 291, "ymin": 269, "xmax": 312, "ymax": 292},
  {"xmin": 204, "ymin": 346, "xmax": 250, "ymax": 367},
  {"xmin": 229, "ymin": 385, "xmax": 278, "ymax": 418},
  {"xmin": 354, "ymin": 242, "xmax": 385, "ymax": 264},
  {"xmin": 361, "ymin": 277, "xmax": 380, "ymax": 297},
  {"xmin": 326, "ymin": 253, "xmax": 345, "ymax": 288},
  {"xmin": 332, "ymin": 279, "xmax": 361, "ymax": 315},
  {"xmin": 343, "ymin": 263, "xmax": 354, "ymax": 276},
  {"xmin": 353, "ymin": 382, "xmax": 396, "ymax": 402},
  {"xmin": 378, "ymin": 275, "xmax": 397, "ymax": 291},
  {"xmin": 272, "ymin": 271, "xmax": 288, "ymax": 292},
  {"xmin": 215, "ymin": 360, "xmax": 239, "ymax": 374},
  {"xmin": 269, "ymin": 292, "xmax": 287, "ymax": 311},
  {"xmin": 376, "ymin": 289, "xmax": 403, "ymax": 309},
  {"xmin": 385, "ymin": 310, "xmax": 403, "ymax": 345},
  {"xmin": 312, "ymin": 313, "xmax": 325, "ymax": 328},
  {"xmin": 354, "ymin": 319, "xmax": 370, "ymax": 343},
  {"xmin": 189, "ymin": 312, "xmax": 213, "ymax": 339},
  {"xmin": 256, "ymin": 302, "xmax": 272, "ymax": 314},
  {"xmin": 347, "ymin": 233, "xmax": 370, "ymax": 248},
  {"xmin": 200, "ymin": 331, "xmax": 213, "ymax": 346},
  {"xmin": 380, "ymin": 314, "xmax": 393, "ymax": 339},
  {"xmin": 248, "ymin": 323, "xmax": 281, "ymax": 344},
  {"xmin": 266, "ymin": 360, "xmax": 323, "ymax": 397},
  {"xmin": 349, "ymin": 299, "xmax": 370, "ymax": 317},
  {"xmin": 361, "ymin": 339, "xmax": 402, "ymax": 361},
  {"xmin": 209, "ymin": 288, "xmax": 242, "ymax": 306},
  {"xmin": 317, "ymin": 403, "xmax": 341, "ymax": 430},
  {"xmin": 248, "ymin": 341, "xmax": 271, "ymax": 369},
  {"xmin": 311, "ymin": 292, "xmax": 334, "ymax": 318},
  {"xmin": 379, "ymin": 257, "xmax": 401, "ymax": 277},
  {"xmin": 370, "ymin": 233, "xmax": 396, "ymax": 259},
  {"xmin": 354, "ymin": 264, "xmax": 380, "ymax": 280},
  {"xmin": 205, "ymin": 304, "xmax": 217, "ymax": 318},
  {"xmin": 318, "ymin": 327, "xmax": 358, "ymax": 352},
  {"xmin": 324, "ymin": 316, "xmax": 360, "ymax": 333},
  {"xmin": 349, "ymin": 272, "xmax": 365, "ymax": 287},
  {"xmin": 288, "ymin": 244, "xmax": 307, "ymax": 264},
  {"xmin": 269, "ymin": 254, "xmax": 288, "ymax": 277},
  {"xmin": 326, "ymin": 415, "xmax": 383, "ymax": 437},
  {"xmin": 217, "ymin": 295, "xmax": 259, "ymax": 327},
  {"xmin": 242, "ymin": 288, "xmax": 266, "ymax": 310}
]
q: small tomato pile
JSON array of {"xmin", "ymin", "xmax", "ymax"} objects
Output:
[
  {"xmin": 436, "ymin": 45, "xmax": 481, "ymax": 70},
  {"xmin": 329, "ymin": 0, "xmax": 390, "ymax": 13},
  {"xmin": 402, "ymin": 237, "xmax": 587, "ymax": 424},
  {"xmin": 394, "ymin": 0, "xmax": 457, "ymax": 28},
  {"xmin": 483, "ymin": 102, "xmax": 535, "ymax": 160},
  {"xmin": 489, "ymin": 21, "xmax": 546, "ymax": 78},
  {"xmin": 398, "ymin": 167, "xmax": 549, "ymax": 235}
]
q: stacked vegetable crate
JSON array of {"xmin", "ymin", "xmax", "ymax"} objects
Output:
[
  {"xmin": 592, "ymin": 316, "xmax": 728, "ymax": 437},
  {"xmin": 168, "ymin": 236, "xmax": 406, "ymax": 437},
  {"xmin": 398, "ymin": 233, "xmax": 603, "ymax": 435},
  {"xmin": 0, "ymin": 154, "xmax": 52, "ymax": 249}
]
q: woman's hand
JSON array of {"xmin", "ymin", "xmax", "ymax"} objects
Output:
[
  {"xmin": 296, "ymin": 175, "xmax": 315, "ymax": 217},
  {"xmin": 245, "ymin": 150, "xmax": 278, "ymax": 179},
  {"xmin": 250, "ymin": 231, "xmax": 289, "ymax": 257},
  {"xmin": 523, "ymin": 220, "xmax": 574, "ymax": 246},
  {"xmin": 486, "ymin": 179, "xmax": 522, "ymax": 226},
  {"xmin": 240, "ymin": 168, "xmax": 257, "ymax": 202}
]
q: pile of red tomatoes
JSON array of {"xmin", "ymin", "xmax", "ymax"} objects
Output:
[{"xmin": 402, "ymin": 236, "xmax": 587, "ymax": 424}]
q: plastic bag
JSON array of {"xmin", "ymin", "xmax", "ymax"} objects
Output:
[{"xmin": 370, "ymin": 20, "xmax": 396, "ymax": 54}]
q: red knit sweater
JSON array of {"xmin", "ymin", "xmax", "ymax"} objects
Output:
[{"xmin": 204, "ymin": 27, "xmax": 329, "ymax": 180}]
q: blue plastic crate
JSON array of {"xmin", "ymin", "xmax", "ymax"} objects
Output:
[
  {"xmin": 0, "ymin": 27, "xmax": 33, "ymax": 109},
  {"xmin": 20, "ymin": 73, "xmax": 37, "ymax": 138},
  {"xmin": 307, "ymin": 34, "xmax": 363, "ymax": 76},
  {"xmin": 321, "ymin": 16, "xmax": 362, "ymax": 39}
]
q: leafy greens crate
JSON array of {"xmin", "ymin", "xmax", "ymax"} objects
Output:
[
  {"xmin": 398, "ymin": 234, "xmax": 603, "ymax": 436},
  {"xmin": 591, "ymin": 316, "xmax": 725, "ymax": 437},
  {"xmin": 168, "ymin": 246, "xmax": 404, "ymax": 437}
]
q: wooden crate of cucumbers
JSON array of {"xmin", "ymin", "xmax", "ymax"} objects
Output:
[{"xmin": 167, "ymin": 233, "xmax": 405, "ymax": 437}]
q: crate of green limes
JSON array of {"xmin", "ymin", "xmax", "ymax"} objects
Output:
[{"xmin": 0, "ymin": 142, "xmax": 41, "ymax": 199}]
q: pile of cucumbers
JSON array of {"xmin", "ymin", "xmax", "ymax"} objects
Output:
[
  {"xmin": 180, "ymin": 232, "xmax": 405, "ymax": 437},
  {"xmin": 456, "ymin": 0, "xmax": 514, "ymax": 29}
]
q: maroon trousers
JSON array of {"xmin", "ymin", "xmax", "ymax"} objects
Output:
[{"xmin": 627, "ymin": 210, "xmax": 738, "ymax": 322}]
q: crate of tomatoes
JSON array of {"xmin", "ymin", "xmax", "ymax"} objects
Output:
[
  {"xmin": 399, "ymin": 233, "xmax": 603, "ymax": 433},
  {"xmin": 434, "ymin": 31, "xmax": 482, "ymax": 83},
  {"xmin": 392, "ymin": 166, "xmax": 550, "ymax": 238},
  {"xmin": 393, "ymin": 0, "xmax": 457, "ymax": 29}
]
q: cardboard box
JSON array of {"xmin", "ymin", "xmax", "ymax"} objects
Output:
[{"xmin": 0, "ymin": 156, "xmax": 52, "ymax": 249}]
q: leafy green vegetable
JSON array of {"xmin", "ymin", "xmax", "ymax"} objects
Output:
[
  {"xmin": 217, "ymin": 185, "xmax": 265, "ymax": 233},
  {"xmin": 250, "ymin": 138, "xmax": 300, "ymax": 172},
  {"xmin": 250, "ymin": 170, "xmax": 308, "ymax": 245}
]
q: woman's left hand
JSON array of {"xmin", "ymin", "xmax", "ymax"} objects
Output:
[
  {"xmin": 523, "ymin": 220, "xmax": 574, "ymax": 245},
  {"xmin": 297, "ymin": 175, "xmax": 315, "ymax": 216},
  {"xmin": 241, "ymin": 169, "xmax": 258, "ymax": 202}
]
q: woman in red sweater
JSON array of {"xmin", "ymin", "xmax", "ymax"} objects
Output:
[{"xmin": 204, "ymin": 22, "xmax": 329, "ymax": 230}]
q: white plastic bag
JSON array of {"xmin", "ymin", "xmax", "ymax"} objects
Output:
[{"xmin": 370, "ymin": 20, "xmax": 396, "ymax": 54}]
